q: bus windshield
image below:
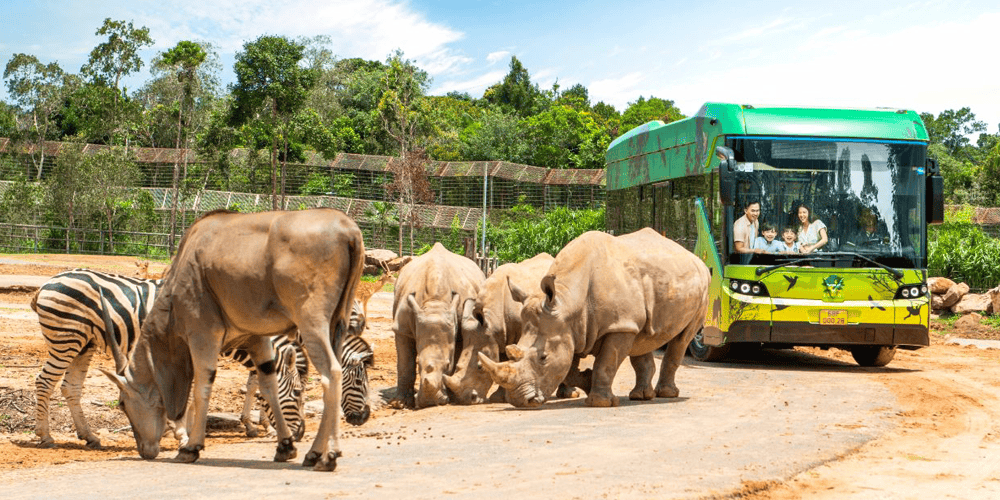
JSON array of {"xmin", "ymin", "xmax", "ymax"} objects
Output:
[{"xmin": 727, "ymin": 137, "xmax": 927, "ymax": 269}]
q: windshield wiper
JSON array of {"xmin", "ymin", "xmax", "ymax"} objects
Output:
[
  {"xmin": 826, "ymin": 252, "xmax": 904, "ymax": 280},
  {"xmin": 755, "ymin": 252, "xmax": 904, "ymax": 280}
]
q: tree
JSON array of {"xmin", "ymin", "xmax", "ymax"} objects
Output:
[
  {"xmin": 80, "ymin": 18, "xmax": 153, "ymax": 147},
  {"xmin": 920, "ymin": 108, "xmax": 987, "ymax": 157},
  {"xmin": 81, "ymin": 18, "xmax": 153, "ymax": 93},
  {"xmin": 482, "ymin": 56, "xmax": 546, "ymax": 117},
  {"xmin": 230, "ymin": 35, "xmax": 319, "ymax": 209},
  {"xmin": 377, "ymin": 50, "xmax": 431, "ymax": 156},
  {"xmin": 385, "ymin": 148, "xmax": 434, "ymax": 255},
  {"xmin": 621, "ymin": 96, "xmax": 685, "ymax": 133},
  {"xmin": 89, "ymin": 147, "xmax": 142, "ymax": 253},
  {"xmin": 45, "ymin": 140, "xmax": 97, "ymax": 252},
  {"xmin": 4, "ymin": 54, "xmax": 70, "ymax": 179},
  {"xmin": 156, "ymin": 40, "xmax": 207, "ymax": 254},
  {"xmin": 524, "ymin": 104, "xmax": 608, "ymax": 169}
]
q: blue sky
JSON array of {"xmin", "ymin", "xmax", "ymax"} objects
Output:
[{"xmin": 2, "ymin": 0, "xmax": 999, "ymax": 134}]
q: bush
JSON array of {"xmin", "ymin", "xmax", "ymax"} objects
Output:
[
  {"xmin": 485, "ymin": 205, "xmax": 605, "ymax": 264},
  {"xmin": 928, "ymin": 222, "xmax": 1000, "ymax": 289}
]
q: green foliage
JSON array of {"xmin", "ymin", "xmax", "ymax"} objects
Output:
[
  {"xmin": 482, "ymin": 56, "xmax": 547, "ymax": 117},
  {"xmin": 621, "ymin": 96, "xmax": 685, "ymax": 133},
  {"xmin": 486, "ymin": 205, "xmax": 605, "ymax": 264},
  {"xmin": 928, "ymin": 222, "xmax": 1000, "ymax": 289}
]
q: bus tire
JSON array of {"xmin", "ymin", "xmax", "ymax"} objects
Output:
[
  {"xmin": 850, "ymin": 346, "xmax": 896, "ymax": 367},
  {"xmin": 688, "ymin": 330, "xmax": 731, "ymax": 362}
]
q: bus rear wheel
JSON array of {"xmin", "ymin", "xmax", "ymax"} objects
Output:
[
  {"xmin": 850, "ymin": 346, "xmax": 896, "ymax": 367},
  {"xmin": 688, "ymin": 330, "xmax": 731, "ymax": 362}
]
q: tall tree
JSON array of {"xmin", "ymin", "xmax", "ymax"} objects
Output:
[
  {"xmin": 920, "ymin": 108, "xmax": 987, "ymax": 158},
  {"xmin": 4, "ymin": 54, "xmax": 70, "ymax": 179},
  {"xmin": 377, "ymin": 50, "xmax": 431, "ymax": 156},
  {"xmin": 80, "ymin": 18, "xmax": 154, "ymax": 147},
  {"xmin": 385, "ymin": 148, "xmax": 434, "ymax": 255},
  {"xmin": 230, "ymin": 35, "xmax": 319, "ymax": 209},
  {"xmin": 482, "ymin": 56, "xmax": 546, "ymax": 117},
  {"xmin": 156, "ymin": 41, "xmax": 207, "ymax": 254}
]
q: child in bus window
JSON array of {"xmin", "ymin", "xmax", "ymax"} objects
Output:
[
  {"xmin": 778, "ymin": 226, "xmax": 800, "ymax": 253},
  {"xmin": 754, "ymin": 222, "xmax": 781, "ymax": 253}
]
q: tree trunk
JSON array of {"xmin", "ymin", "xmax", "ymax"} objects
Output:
[
  {"xmin": 270, "ymin": 101, "xmax": 279, "ymax": 211},
  {"xmin": 168, "ymin": 99, "xmax": 184, "ymax": 254},
  {"xmin": 280, "ymin": 125, "xmax": 288, "ymax": 210}
]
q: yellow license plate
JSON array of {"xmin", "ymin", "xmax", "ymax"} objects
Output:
[{"xmin": 820, "ymin": 309, "xmax": 848, "ymax": 325}]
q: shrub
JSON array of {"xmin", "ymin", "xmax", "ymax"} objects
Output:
[
  {"xmin": 485, "ymin": 205, "xmax": 605, "ymax": 264},
  {"xmin": 928, "ymin": 222, "xmax": 1000, "ymax": 289}
]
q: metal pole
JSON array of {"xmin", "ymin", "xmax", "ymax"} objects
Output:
[{"xmin": 480, "ymin": 163, "xmax": 488, "ymax": 260}]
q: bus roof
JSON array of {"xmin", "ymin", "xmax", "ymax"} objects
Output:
[{"xmin": 605, "ymin": 102, "xmax": 929, "ymax": 190}]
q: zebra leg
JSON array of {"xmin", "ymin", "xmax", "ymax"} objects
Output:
[
  {"xmin": 240, "ymin": 372, "xmax": 260, "ymax": 438},
  {"xmin": 34, "ymin": 341, "xmax": 83, "ymax": 448},
  {"xmin": 59, "ymin": 345, "xmax": 102, "ymax": 448}
]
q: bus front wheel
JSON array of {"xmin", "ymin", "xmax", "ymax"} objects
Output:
[
  {"xmin": 688, "ymin": 330, "xmax": 731, "ymax": 362},
  {"xmin": 850, "ymin": 346, "xmax": 897, "ymax": 367}
]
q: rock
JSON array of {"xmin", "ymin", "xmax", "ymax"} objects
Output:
[
  {"xmin": 386, "ymin": 255, "xmax": 412, "ymax": 272},
  {"xmin": 951, "ymin": 292, "xmax": 990, "ymax": 314},
  {"xmin": 931, "ymin": 294, "xmax": 947, "ymax": 311},
  {"xmin": 954, "ymin": 312, "xmax": 983, "ymax": 329},
  {"xmin": 929, "ymin": 276, "xmax": 956, "ymax": 295},
  {"xmin": 364, "ymin": 249, "xmax": 400, "ymax": 275},
  {"xmin": 940, "ymin": 282, "xmax": 970, "ymax": 309},
  {"xmin": 988, "ymin": 286, "xmax": 1000, "ymax": 315}
]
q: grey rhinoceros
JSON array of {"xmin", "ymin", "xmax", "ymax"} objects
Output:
[
  {"xmin": 392, "ymin": 243, "xmax": 485, "ymax": 408},
  {"xmin": 480, "ymin": 228, "xmax": 710, "ymax": 408},
  {"xmin": 444, "ymin": 252, "xmax": 555, "ymax": 405}
]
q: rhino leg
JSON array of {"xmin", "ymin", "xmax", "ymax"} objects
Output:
[
  {"xmin": 395, "ymin": 333, "xmax": 417, "ymax": 408},
  {"xmin": 556, "ymin": 356, "xmax": 592, "ymax": 399},
  {"xmin": 585, "ymin": 332, "xmax": 633, "ymax": 407},
  {"xmin": 656, "ymin": 325, "xmax": 698, "ymax": 398},
  {"xmin": 628, "ymin": 352, "xmax": 656, "ymax": 400},
  {"xmin": 488, "ymin": 386, "xmax": 507, "ymax": 404}
]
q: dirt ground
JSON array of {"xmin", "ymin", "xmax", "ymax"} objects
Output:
[
  {"xmin": 0, "ymin": 254, "xmax": 403, "ymax": 471},
  {"xmin": 3, "ymin": 254, "xmax": 1000, "ymax": 498}
]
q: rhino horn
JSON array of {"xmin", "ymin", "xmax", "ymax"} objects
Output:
[
  {"xmin": 478, "ymin": 352, "xmax": 517, "ymax": 387},
  {"xmin": 443, "ymin": 373, "xmax": 460, "ymax": 393}
]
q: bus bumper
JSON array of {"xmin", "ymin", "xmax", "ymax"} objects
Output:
[{"xmin": 727, "ymin": 320, "xmax": 929, "ymax": 349}]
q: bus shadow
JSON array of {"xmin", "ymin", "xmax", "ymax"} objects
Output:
[{"xmin": 679, "ymin": 347, "xmax": 917, "ymax": 374}]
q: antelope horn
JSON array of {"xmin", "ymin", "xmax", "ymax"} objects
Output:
[
  {"xmin": 98, "ymin": 289, "xmax": 127, "ymax": 372},
  {"xmin": 477, "ymin": 352, "xmax": 517, "ymax": 388}
]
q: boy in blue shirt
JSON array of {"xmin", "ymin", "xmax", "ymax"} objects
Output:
[
  {"xmin": 754, "ymin": 223, "xmax": 784, "ymax": 253},
  {"xmin": 776, "ymin": 225, "xmax": 800, "ymax": 253}
]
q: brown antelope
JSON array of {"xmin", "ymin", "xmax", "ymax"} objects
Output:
[
  {"xmin": 132, "ymin": 260, "xmax": 165, "ymax": 280},
  {"xmin": 355, "ymin": 261, "xmax": 397, "ymax": 319},
  {"xmin": 100, "ymin": 208, "xmax": 364, "ymax": 471}
]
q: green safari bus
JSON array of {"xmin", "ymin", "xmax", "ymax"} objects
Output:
[{"xmin": 604, "ymin": 103, "xmax": 944, "ymax": 367}]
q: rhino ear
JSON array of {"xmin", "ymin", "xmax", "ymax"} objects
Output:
[
  {"xmin": 461, "ymin": 298, "xmax": 481, "ymax": 331},
  {"xmin": 506, "ymin": 344, "xmax": 525, "ymax": 361},
  {"xmin": 540, "ymin": 275, "xmax": 557, "ymax": 308},
  {"xmin": 406, "ymin": 293, "xmax": 421, "ymax": 315},
  {"xmin": 508, "ymin": 277, "xmax": 528, "ymax": 304}
]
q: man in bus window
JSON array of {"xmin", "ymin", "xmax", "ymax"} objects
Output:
[{"xmin": 734, "ymin": 200, "xmax": 762, "ymax": 254}]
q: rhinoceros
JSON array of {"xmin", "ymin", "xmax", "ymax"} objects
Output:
[
  {"xmin": 392, "ymin": 242, "xmax": 485, "ymax": 408},
  {"xmin": 444, "ymin": 253, "xmax": 555, "ymax": 404},
  {"xmin": 480, "ymin": 228, "xmax": 709, "ymax": 408}
]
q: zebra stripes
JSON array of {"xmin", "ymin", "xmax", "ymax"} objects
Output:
[
  {"xmin": 225, "ymin": 335, "xmax": 308, "ymax": 440},
  {"xmin": 32, "ymin": 269, "xmax": 159, "ymax": 449},
  {"xmin": 340, "ymin": 334, "xmax": 375, "ymax": 425}
]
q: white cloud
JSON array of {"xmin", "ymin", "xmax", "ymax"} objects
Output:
[
  {"xmin": 486, "ymin": 51, "xmax": 510, "ymax": 65},
  {"xmin": 588, "ymin": 72, "xmax": 646, "ymax": 111}
]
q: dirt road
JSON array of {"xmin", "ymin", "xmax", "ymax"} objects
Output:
[{"xmin": 2, "ymin": 255, "xmax": 1000, "ymax": 499}]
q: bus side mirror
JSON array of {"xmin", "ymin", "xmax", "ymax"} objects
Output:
[
  {"xmin": 716, "ymin": 146, "xmax": 736, "ymax": 206},
  {"xmin": 926, "ymin": 158, "xmax": 944, "ymax": 224}
]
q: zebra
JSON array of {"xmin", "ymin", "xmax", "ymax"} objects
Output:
[
  {"xmin": 31, "ymin": 269, "xmax": 306, "ymax": 449},
  {"xmin": 225, "ymin": 335, "xmax": 308, "ymax": 440},
  {"xmin": 31, "ymin": 269, "xmax": 160, "ymax": 449},
  {"xmin": 231, "ymin": 321, "xmax": 376, "ymax": 433}
]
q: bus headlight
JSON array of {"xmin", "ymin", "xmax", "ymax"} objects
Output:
[
  {"xmin": 728, "ymin": 279, "xmax": 770, "ymax": 297},
  {"xmin": 895, "ymin": 283, "xmax": 927, "ymax": 300}
]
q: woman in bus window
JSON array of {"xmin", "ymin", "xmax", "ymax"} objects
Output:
[{"xmin": 795, "ymin": 203, "xmax": 828, "ymax": 253}]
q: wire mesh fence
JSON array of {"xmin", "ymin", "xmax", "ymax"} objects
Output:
[{"xmin": 0, "ymin": 139, "xmax": 604, "ymax": 257}]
